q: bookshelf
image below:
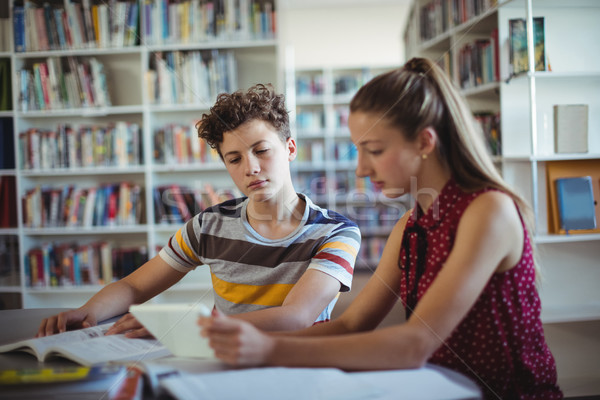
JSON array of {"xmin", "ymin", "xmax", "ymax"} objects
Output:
[
  {"xmin": 1, "ymin": 0, "xmax": 280, "ymax": 309},
  {"xmin": 288, "ymin": 65, "xmax": 411, "ymax": 270},
  {"xmin": 404, "ymin": 0, "xmax": 600, "ymax": 324}
]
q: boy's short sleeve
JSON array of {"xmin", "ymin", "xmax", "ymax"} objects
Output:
[{"xmin": 308, "ymin": 223, "xmax": 361, "ymax": 292}]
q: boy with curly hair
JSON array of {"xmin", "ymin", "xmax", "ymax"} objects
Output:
[{"xmin": 37, "ymin": 84, "xmax": 361, "ymax": 337}]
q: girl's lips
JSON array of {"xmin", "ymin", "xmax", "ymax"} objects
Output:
[{"xmin": 371, "ymin": 181, "xmax": 384, "ymax": 191}]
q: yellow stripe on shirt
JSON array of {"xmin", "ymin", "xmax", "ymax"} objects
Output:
[
  {"xmin": 175, "ymin": 228, "xmax": 198, "ymax": 262},
  {"xmin": 317, "ymin": 241, "xmax": 358, "ymax": 257},
  {"xmin": 211, "ymin": 274, "xmax": 294, "ymax": 307}
]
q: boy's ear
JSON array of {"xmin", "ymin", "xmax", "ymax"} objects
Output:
[
  {"xmin": 286, "ymin": 137, "xmax": 297, "ymax": 161},
  {"xmin": 418, "ymin": 127, "xmax": 438, "ymax": 156}
]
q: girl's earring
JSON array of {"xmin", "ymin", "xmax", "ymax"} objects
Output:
[{"xmin": 422, "ymin": 154, "xmax": 428, "ymax": 160}]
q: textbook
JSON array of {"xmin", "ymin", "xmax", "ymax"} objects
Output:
[{"xmin": 0, "ymin": 323, "xmax": 170, "ymax": 366}]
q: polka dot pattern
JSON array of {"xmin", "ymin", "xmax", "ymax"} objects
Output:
[{"xmin": 399, "ymin": 180, "xmax": 562, "ymax": 399}]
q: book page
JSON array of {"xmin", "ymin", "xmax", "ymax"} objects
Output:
[
  {"xmin": 47, "ymin": 334, "xmax": 171, "ymax": 366},
  {"xmin": 0, "ymin": 322, "xmax": 171, "ymax": 366},
  {"xmin": 0, "ymin": 323, "xmax": 114, "ymax": 362}
]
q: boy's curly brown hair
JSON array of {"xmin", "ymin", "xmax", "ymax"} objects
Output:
[{"xmin": 196, "ymin": 84, "xmax": 291, "ymax": 155}]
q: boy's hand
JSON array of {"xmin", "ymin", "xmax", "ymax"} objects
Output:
[
  {"xmin": 198, "ymin": 309, "xmax": 275, "ymax": 367},
  {"xmin": 105, "ymin": 313, "xmax": 154, "ymax": 338},
  {"xmin": 36, "ymin": 308, "xmax": 97, "ymax": 337}
]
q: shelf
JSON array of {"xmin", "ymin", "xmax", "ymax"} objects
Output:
[
  {"xmin": 0, "ymin": 111, "xmax": 13, "ymax": 117},
  {"xmin": 461, "ymin": 81, "xmax": 500, "ymax": 97},
  {"xmin": 23, "ymin": 226, "xmax": 150, "ymax": 236},
  {"xmin": 535, "ymin": 233, "xmax": 600, "ymax": 244},
  {"xmin": 0, "ymin": 286, "xmax": 21, "ymax": 293},
  {"xmin": 502, "ymin": 154, "xmax": 600, "ymax": 162},
  {"xmin": 25, "ymin": 285, "xmax": 104, "ymax": 294},
  {"xmin": 0, "ymin": 228, "xmax": 18, "ymax": 235},
  {"xmin": 16, "ymin": 105, "xmax": 145, "ymax": 117},
  {"xmin": 153, "ymin": 163, "xmax": 226, "ymax": 173},
  {"xmin": 149, "ymin": 103, "xmax": 212, "ymax": 112},
  {"xmin": 144, "ymin": 39, "xmax": 278, "ymax": 52},
  {"xmin": 13, "ymin": 46, "xmax": 143, "ymax": 58},
  {"xmin": 21, "ymin": 166, "xmax": 146, "ymax": 177}
]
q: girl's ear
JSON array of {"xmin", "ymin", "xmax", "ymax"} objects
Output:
[
  {"xmin": 418, "ymin": 127, "xmax": 438, "ymax": 157},
  {"xmin": 286, "ymin": 137, "xmax": 298, "ymax": 162}
]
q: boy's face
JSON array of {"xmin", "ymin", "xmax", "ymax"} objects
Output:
[{"xmin": 220, "ymin": 120, "xmax": 296, "ymax": 203}]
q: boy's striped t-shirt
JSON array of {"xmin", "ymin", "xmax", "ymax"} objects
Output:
[{"xmin": 159, "ymin": 194, "xmax": 361, "ymax": 323}]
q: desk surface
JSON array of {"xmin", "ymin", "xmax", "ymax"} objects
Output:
[{"xmin": 0, "ymin": 308, "xmax": 483, "ymax": 400}]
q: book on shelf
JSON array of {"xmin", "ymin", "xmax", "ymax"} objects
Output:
[
  {"xmin": 555, "ymin": 176, "xmax": 597, "ymax": 232},
  {"xmin": 509, "ymin": 16, "xmax": 546, "ymax": 77},
  {"xmin": 554, "ymin": 104, "xmax": 588, "ymax": 154},
  {"xmin": 0, "ymin": 322, "xmax": 170, "ymax": 366}
]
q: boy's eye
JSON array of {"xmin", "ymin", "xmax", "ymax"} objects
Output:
[
  {"xmin": 255, "ymin": 148, "xmax": 269, "ymax": 155},
  {"xmin": 368, "ymin": 149, "xmax": 383, "ymax": 155},
  {"xmin": 227, "ymin": 157, "xmax": 240, "ymax": 164}
]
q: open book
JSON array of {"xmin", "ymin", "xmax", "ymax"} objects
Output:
[{"xmin": 0, "ymin": 323, "xmax": 171, "ymax": 366}]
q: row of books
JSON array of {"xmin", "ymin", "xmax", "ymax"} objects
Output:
[
  {"xmin": 153, "ymin": 183, "xmax": 239, "ymax": 224},
  {"xmin": 154, "ymin": 123, "xmax": 221, "ymax": 165},
  {"xmin": 297, "ymin": 140, "xmax": 356, "ymax": 164},
  {"xmin": 25, "ymin": 242, "xmax": 148, "ymax": 288},
  {"xmin": 0, "ymin": 235, "xmax": 19, "ymax": 286},
  {"xmin": 296, "ymin": 74, "xmax": 325, "ymax": 98},
  {"xmin": 0, "ymin": 176, "xmax": 17, "ymax": 228},
  {"xmin": 457, "ymin": 30, "xmax": 499, "ymax": 89},
  {"xmin": 18, "ymin": 56, "xmax": 111, "ymax": 111},
  {"xmin": 348, "ymin": 206, "xmax": 404, "ymax": 230},
  {"xmin": 0, "ymin": 119, "xmax": 15, "ymax": 169},
  {"xmin": 13, "ymin": 0, "xmax": 139, "ymax": 53},
  {"xmin": 22, "ymin": 183, "xmax": 144, "ymax": 229},
  {"xmin": 19, "ymin": 122, "xmax": 142, "ymax": 171},
  {"xmin": 419, "ymin": 0, "xmax": 498, "ymax": 41},
  {"xmin": 146, "ymin": 49, "xmax": 237, "ymax": 106},
  {"xmin": 143, "ymin": 0, "xmax": 277, "ymax": 45},
  {"xmin": 474, "ymin": 112, "xmax": 501, "ymax": 156},
  {"xmin": 295, "ymin": 106, "xmax": 350, "ymax": 132}
]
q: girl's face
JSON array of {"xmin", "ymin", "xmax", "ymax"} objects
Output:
[
  {"xmin": 221, "ymin": 119, "xmax": 296, "ymax": 203},
  {"xmin": 348, "ymin": 111, "xmax": 422, "ymax": 198}
]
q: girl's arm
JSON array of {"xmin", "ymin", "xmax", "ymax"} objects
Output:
[{"xmin": 201, "ymin": 191, "xmax": 524, "ymax": 370}]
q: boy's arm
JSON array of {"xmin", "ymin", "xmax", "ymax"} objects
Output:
[
  {"xmin": 37, "ymin": 256, "xmax": 187, "ymax": 337},
  {"xmin": 230, "ymin": 269, "xmax": 342, "ymax": 331},
  {"xmin": 232, "ymin": 224, "xmax": 361, "ymax": 331}
]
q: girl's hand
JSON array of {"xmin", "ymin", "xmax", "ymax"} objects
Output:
[{"xmin": 198, "ymin": 310, "xmax": 275, "ymax": 367}]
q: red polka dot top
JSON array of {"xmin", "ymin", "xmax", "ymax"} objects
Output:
[{"xmin": 399, "ymin": 179, "xmax": 562, "ymax": 399}]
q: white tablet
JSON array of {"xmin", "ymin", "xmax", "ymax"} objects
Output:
[{"xmin": 129, "ymin": 303, "xmax": 214, "ymax": 359}]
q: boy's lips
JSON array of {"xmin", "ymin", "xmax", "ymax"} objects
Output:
[
  {"xmin": 248, "ymin": 180, "xmax": 267, "ymax": 189},
  {"xmin": 371, "ymin": 181, "xmax": 384, "ymax": 190}
]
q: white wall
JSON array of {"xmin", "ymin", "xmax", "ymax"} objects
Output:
[{"xmin": 278, "ymin": 3, "xmax": 410, "ymax": 69}]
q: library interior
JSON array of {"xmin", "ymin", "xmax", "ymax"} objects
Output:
[{"xmin": 0, "ymin": 0, "xmax": 599, "ymax": 399}]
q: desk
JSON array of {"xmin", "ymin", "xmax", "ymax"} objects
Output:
[{"xmin": 0, "ymin": 308, "xmax": 482, "ymax": 399}]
